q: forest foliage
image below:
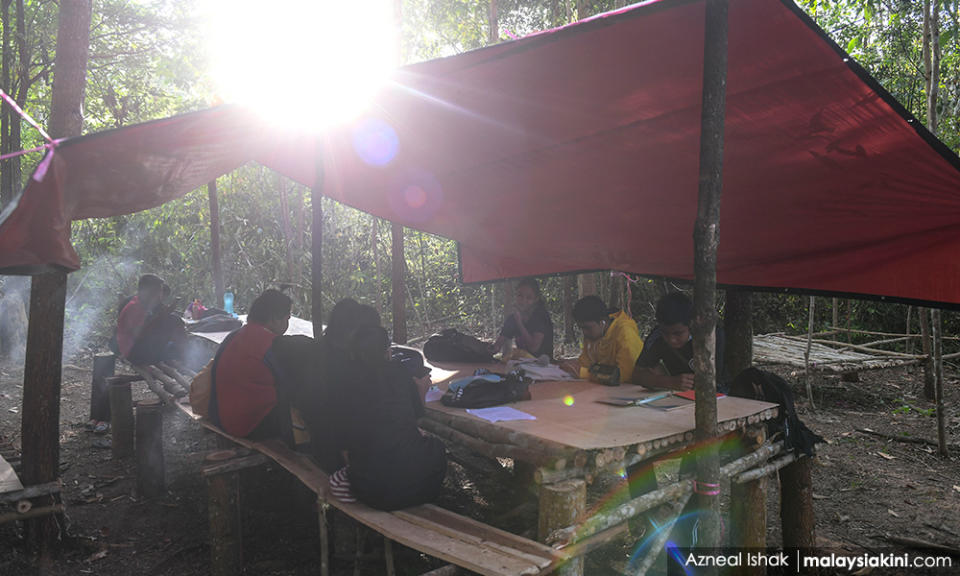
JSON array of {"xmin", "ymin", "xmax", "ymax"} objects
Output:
[{"xmin": 0, "ymin": 0, "xmax": 959, "ymax": 359}]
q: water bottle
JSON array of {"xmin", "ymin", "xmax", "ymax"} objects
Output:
[{"xmin": 223, "ymin": 292, "xmax": 234, "ymax": 315}]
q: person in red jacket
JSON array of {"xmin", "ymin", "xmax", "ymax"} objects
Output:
[
  {"xmin": 117, "ymin": 274, "xmax": 186, "ymax": 365},
  {"xmin": 210, "ymin": 289, "xmax": 293, "ymax": 442}
]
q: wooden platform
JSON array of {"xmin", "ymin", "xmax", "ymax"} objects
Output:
[
  {"xmin": 175, "ymin": 399, "xmax": 561, "ymax": 576},
  {"xmin": 426, "ymin": 362, "xmax": 778, "ymax": 454}
]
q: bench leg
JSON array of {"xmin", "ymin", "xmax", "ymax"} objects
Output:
[
  {"xmin": 207, "ymin": 468, "xmax": 242, "ymax": 576},
  {"xmin": 354, "ymin": 525, "xmax": 365, "ymax": 576},
  {"xmin": 731, "ymin": 425, "xmax": 767, "ymax": 575},
  {"xmin": 108, "ymin": 378, "xmax": 134, "ymax": 459},
  {"xmin": 384, "ymin": 536, "xmax": 396, "ymax": 576},
  {"xmin": 318, "ymin": 498, "xmax": 330, "ymax": 576},
  {"xmin": 539, "ymin": 479, "xmax": 586, "ymax": 576},
  {"xmin": 135, "ymin": 399, "xmax": 165, "ymax": 499}
]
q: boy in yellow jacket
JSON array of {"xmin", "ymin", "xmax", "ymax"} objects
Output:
[{"xmin": 560, "ymin": 295, "xmax": 643, "ymax": 384}]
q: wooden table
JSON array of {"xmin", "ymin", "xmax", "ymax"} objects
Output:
[
  {"xmin": 188, "ymin": 314, "xmax": 315, "ymax": 346},
  {"xmin": 423, "ymin": 362, "xmax": 780, "ymax": 573}
]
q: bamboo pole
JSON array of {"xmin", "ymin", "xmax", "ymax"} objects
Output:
[
  {"xmin": 418, "ymin": 418, "xmax": 555, "ymax": 466},
  {"xmin": 90, "ymin": 354, "xmax": 115, "ymax": 422},
  {"xmin": 311, "ymin": 138, "xmax": 324, "ymax": 341},
  {"xmin": 318, "ymin": 499, "xmax": 331, "ymax": 576},
  {"xmin": 734, "ymin": 453, "xmax": 799, "ymax": 484}
]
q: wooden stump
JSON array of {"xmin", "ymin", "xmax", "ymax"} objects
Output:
[
  {"xmin": 538, "ymin": 479, "xmax": 586, "ymax": 576},
  {"xmin": 90, "ymin": 354, "xmax": 115, "ymax": 422},
  {"xmin": 135, "ymin": 400, "xmax": 165, "ymax": 499},
  {"xmin": 108, "ymin": 378, "xmax": 134, "ymax": 459},
  {"xmin": 780, "ymin": 457, "xmax": 815, "ymax": 550},
  {"xmin": 206, "ymin": 451, "xmax": 243, "ymax": 576},
  {"xmin": 318, "ymin": 498, "xmax": 331, "ymax": 576},
  {"xmin": 731, "ymin": 427, "xmax": 767, "ymax": 574}
]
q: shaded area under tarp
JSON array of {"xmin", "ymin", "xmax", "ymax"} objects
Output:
[{"xmin": 2, "ymin": 0, "xmax": 960, "ymax": 307}]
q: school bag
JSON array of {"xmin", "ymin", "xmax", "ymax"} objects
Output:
[
  {"xmin": 728, "ymin": 367, "xmax": 824, "ymax": 456},
  {"xmin": 423, "ymin": 328, "xmax": 495, "ymax": 363},
  {"xmin": 441, "ymin": 370, "xmax": 532, "ymax": 408}
]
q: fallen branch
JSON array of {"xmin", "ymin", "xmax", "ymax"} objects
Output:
[
  {"xmin": 881, "ymin": 534, "xmax": 960, "ymax": 556},
  {"xmin": 854, "ymin": 428, "xmax": 960, "ymax": 450}
]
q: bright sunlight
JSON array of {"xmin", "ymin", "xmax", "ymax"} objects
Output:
[{"xmin": 202, "ymin": 0, "xmax": 398, "ymax": 131}]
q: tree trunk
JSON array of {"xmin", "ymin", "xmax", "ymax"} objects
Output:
[
  {"xmin": 922, "ymin": 1, "xmax": 941, "ymax": 404},
  {"xmin": 21, "ymin": 0, "xmax": 92, "ymax": 553},
  {"xmin": 488, "ymin": 0, "xmax": 498, "ymax": 44},
  {"xmin": 278, "ymin": 175, "xmax": 295, "ymax": 283},
  {"xmin": 931, "ymin": 309, "xmax": 948, "ymax": 457},
  {"xmin": 391, "ymin": 222, "xmax": 407, "ymax": 344},
  {"xmin": 804, "ymin": 296, "xmax": 817, "ymax": 410},
  {"xmin": 920, "ymin": 307, "xmax": 934, "ymax": 399},
  {"xmin": 577, "ymin": 273, "xmax": 596, "ymax": 298},
  {"xmin": 724, "ymin": 290, "xmax": 752, "ymax": 382},
  {"xmin": 576, "ymin": 0, "xmax": 591, "ymax": 19},
  {"xmin": 0, "ymin": 0, "xmax": 11, "ymax": 209},
  {"xmin": 7, "ymin": 0, "xmax": 25, "ymax": 196},
  {"xmin": 311, "ymin": 141, "xmax": 324, "ymax": 338},
  {"xmin": 562, "ymin": 276, "xmax": 576, "ymax": 344},
  {"xmin": 691, "ymin": 0, "xmax": 729, "ymax": 557},
  {"xmin": 208, "ymin": 180, "xmax": 224, "ymax": 308}
]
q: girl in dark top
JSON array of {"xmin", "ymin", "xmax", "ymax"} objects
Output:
[
  {"xmin": 491, "ymin": 277, "xmax": 554, "ymax": 359},
  {"xmin": 343, "ymin": 325, "xmax": 447, "ymax": 511}
]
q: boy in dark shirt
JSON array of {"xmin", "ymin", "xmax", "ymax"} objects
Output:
[
  {"xmin": 491, "ymin": 277, "xmax": 554, "ymax": 359},
  {"xmin": 632, "ymin": 291, "xmax": 725, "ymax": 392}
]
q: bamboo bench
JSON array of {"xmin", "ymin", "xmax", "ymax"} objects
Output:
[
  {"xmin": 174, "ymin": 399, "xmax": 563, "ymax": 576},
  {"xmin": 0, "ymin": 453, "xmax": 63, "ymax": 526}
]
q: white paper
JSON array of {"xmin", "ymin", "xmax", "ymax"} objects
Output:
[
  {"xmin": 466, "ymin": 406, "xmax": 537, "ymax": 423},
  {"xmin": 424, "ymin": 387, "xmax": 444, "ymax": 403}
]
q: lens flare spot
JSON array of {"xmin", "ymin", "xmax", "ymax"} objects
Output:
[
  {"xmin": 617, "ymin": 467, "xmax": 627, "ymax": 479},
  {"xmin": 352, "ymin": 118, "xmax": 399, "ymax": 166},
  {"xmin": 404, "ymin": 185, "xmax": 428, "ymax": 208},
  {"xmin": 563, "ymin": 395, "xmax": 575, "ymax": 407}
]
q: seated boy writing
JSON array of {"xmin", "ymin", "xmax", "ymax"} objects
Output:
[
  {"xmin": 560, "ymin": 295, "xmax": 643, "ymax": 385},
  {"xmin": 631, "ymin": 291, "xmax": 724, "ymax": 391}
]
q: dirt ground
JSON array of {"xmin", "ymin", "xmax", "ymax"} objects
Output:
[{"xmin": 1, "ymin": 349, "xmax": 959, "ymax": 575}]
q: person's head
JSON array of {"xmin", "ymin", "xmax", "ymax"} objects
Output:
[
  {"xmin": 655, "ymin": 292, "xmax": 693, "ymax": 350},
  {"xmin": 355, "ymin": 304, "xmax": 382, "ymax": 332},
  {"xmin": 515, "ymin": 278, "xmax": 541, "ymax": 315},
  {"xmin": 573, "ymin": 295, "xmax": 611, "ymax": 342},
  {"xmin": 248, "ymin": 289, "xmax": 292, "ymax": 335},
  {"xmin": 349, "ymin": 324, "xmax": 391, "ymax": 366},
  {"xmin": 137, "ymin": 274, "xmax": 164, "ymax": 307},
  {"xmin": 324, "ymin": 298, "xmax": 361, "ymax": 347}
]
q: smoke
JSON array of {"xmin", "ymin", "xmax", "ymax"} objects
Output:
[
  {"xmin": 0, "ymin": 276, "xmax": 29, "ymax": 364},
  {"xmin": 61, "ymin": 256, "xmax": 140, "ymax": 362}
]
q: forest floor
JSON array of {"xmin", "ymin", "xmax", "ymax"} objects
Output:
[{"xmin": 2, "ymin": 349, "xmax": 960, "ymax": 575}]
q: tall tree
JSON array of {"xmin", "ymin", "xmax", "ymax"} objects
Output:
[{"xmin": 21, "ymin": 0, "xmax": 92, "ymax": 552}]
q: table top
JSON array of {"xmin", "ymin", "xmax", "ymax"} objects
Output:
[
  {"xmin": 188, "ymin": 315, "xmax": 316, "ymax": 345},
  {"xmin": 426, "ymin": 362, "xmax": 778, "ymax": 453}
]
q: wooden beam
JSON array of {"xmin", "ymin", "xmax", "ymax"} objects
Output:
[
  {"xmin": 135, "ymin": 400, "xmax": 165, "ymax": 498},
  {"xmin": 691, "ymin": 0, "xmax": 729, "ymax": 554},
  {"xmin": 538, "ymin": 480, "xmax": 585, "ymax": 576},
  {"xmin": 208, "ymin": 180, "xmax": 225, "ymax": 308},
  {"xmin": 89, "ymin": 353, "xmax": 115, "ymax": 422},
  {"xmin": 108, "ymin": 378, "xmax": 134, "ymax": 459},
  {"xmin": 207, "ymin": 463, "xmax": 243, "ymax": 576}
]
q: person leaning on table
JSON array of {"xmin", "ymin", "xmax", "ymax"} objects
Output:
[{"xmin": 559, "ymin": 295, "xmax": 643, "ymax": 384}]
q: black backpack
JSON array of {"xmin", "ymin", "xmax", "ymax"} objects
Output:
[
  {"xmin": 441, "ymin": 370, "xmax": 532, "ymax": 409},
  {"xmin": 729, "ymin": 367, "xmax": 824, "ymax": 456},
  {"xmin": 423, "ymin": 329, "xmax": 495, "ymax": 363}
]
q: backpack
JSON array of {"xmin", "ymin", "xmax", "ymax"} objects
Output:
[
  {"xmin": 441, "ymin": 370, "xmax": 532, "ymax": 408},
  {"xmin": 423, "ymin": 329, "xmax": 495, "ymax": 363},
  {"xmin": 729, "ymin": 367, "xmax": 824, "ymax": 456}
]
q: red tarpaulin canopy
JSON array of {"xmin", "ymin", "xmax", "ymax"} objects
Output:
[{"xmin": 2, "ymin": 0, "xmax": 960, "ymax": 306}]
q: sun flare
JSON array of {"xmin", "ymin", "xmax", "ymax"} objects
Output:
[{"xmin": 203, "ymin": 0, "xmax": 398, "ymax": 131}]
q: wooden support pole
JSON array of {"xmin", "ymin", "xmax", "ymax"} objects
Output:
[
  {"xmin": 135, "ymin": 399, "xmax": 165, "ymax": 499},
  {"xmin": 311, "ymin": 139, "xmax": 325, "ymax": 341},
  {"xmin": 0, "ymin": 480, "xmax": 62, "ymax": 503},
  {"xmin": 539, "ymin": 479, "xmax": 586, "ymax": 576},
  {"xmin": 804, "ymin": 296, "xmax": 816, "ymax": 410},
  {"xmin": 392, "ymin": 222, "xmax": 407, "ymax": 344},
  {"xmin": 632, "ymin": 491, "xmax": 694, "ymax": 576},
  {"xmin": 209, "ymin": 180, "xmax": 225, "ymax": 309},
  {"xmin": 0, "ymin": 504, "xmax": 65, "ymax": 526},
  {"xmin": 691, "ymin": 0, "xmax": 729, "ymax": 556},
  {"xmin": 318, "ymin": 499, "xmax": 331, "ymax": 576},
  {"xmin": 89, "ymin": 353, "xmax": 115, "ymax": 422},
  {"xmin": 779, "ymin": 457, "xmax": 816, "ymax": 551},
  {"xmin": 109, "ymin": 378, "xmax": 134, "ymax": 459},
  {"xmin": 724, "ymin": 290, "xmax": 752, "ymax": 381},
  {"xmin": 932, "ymin": 308, "xmax": 948, "ymax": 458},
  {"xmin": 206, "ymin": 452, "xmax": 243, "ymax": 576},
  {"xmin": 730, "ymin": 427, "xmax": 767, "ymax": 567},
  {"xmin": 920, "ymin": 307, "xmax": 934, "ymax": 400},
  {"xmin": 384, "ymin": 536, "xmax": 396, "ymax": 576}
]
